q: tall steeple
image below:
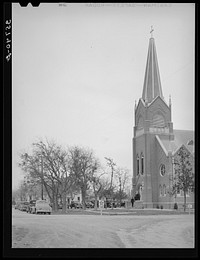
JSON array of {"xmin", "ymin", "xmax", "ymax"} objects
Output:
[{"xmin": 142, "ymin": 27, "xmax": 163, "ymax": 103}]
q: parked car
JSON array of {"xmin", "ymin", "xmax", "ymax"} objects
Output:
[
  {"xmin": 19, "ymin": 201, "xmax": 29, "ymax": 211},
  {"xmin": 105, "ymin": 200, "xmax": 112, "ymax": 208},
  {"xmin": 104, "ymin": 199, "xmax": 118, "ymax": 208},
  {"xmin": 15, "ymin": 201, "xmax": 22, "ymax": 210},
  {"xmin": 26, "ymin": 200, "xmax": 36, "ymax": 213},
  {"xmin": 31, "ymin": 200, "xmax": 52, "ymax": 214},
  {"xmin": 120, "ymin": 201, "xmax": 125, "ymax": 207},
  {"xmin": 75, "ymin": 202, "xmax": 83, "ymax": 209},
  {"xmin": 85, "ymin": 201, "xmax": 95, "ymax": 208},
  {"xmin": 70, "ymin": 201, "xmax": 82, "ymax": 209},
  {"xmin": 58, "ymin": 204, "xmax": 63, "ymax": 209}
]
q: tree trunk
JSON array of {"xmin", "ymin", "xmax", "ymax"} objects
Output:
[
  {"xmin": 43, "ymin": 182, "xmax": 52, "ymax": 203},
  {"xmin": 81, "ymin": 188, "xmax": 86, "ymax": 210},
  {"xmin": 111, "ymin": 189, "xmax": 114, "ymax": 210},
  {"xmin": 52, "ymin": 192, "xmax": 56, "ymax": 211},
  {"xmin": 119, "ymin": 181, "xmax": 122, "ymax": 205},
  {"xmin": 183, "ymin": 191, "xmax": 187, "ymax": 212},
  {"xmin": 62, "ymin": 191, "xmax": 67, "ymax": 213},
  {"xmin": 52, "ymin": 190, "xmax": 58, "ymax": 211},
  {"xmin": 54, "ymin": 192, "xmax": 59, "ymax": 211},
  {"xmin": 94, "ymin": 194, "xmax": 98, "ymax": 210},
  {"xmin": 54, "ymin": 198, "xmax": 58, "ymax": 211}
]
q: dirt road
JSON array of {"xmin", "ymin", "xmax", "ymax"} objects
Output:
[{"xmin": 12, "ymin": 209, "xmax": 194, "ymax": 248}]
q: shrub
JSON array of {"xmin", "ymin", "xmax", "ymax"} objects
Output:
[{"xmin": 160, "ymin": 205, "xmax": 163, "ymax": 209}]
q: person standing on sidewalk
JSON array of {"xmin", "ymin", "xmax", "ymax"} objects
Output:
[{"xmin": 131, "ymin": 197, "xmax": 135, "ymax": 208}]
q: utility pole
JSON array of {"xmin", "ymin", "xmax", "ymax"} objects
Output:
[
  {"xmin": 104, "ymin": 157, "xmax": 116, "ymax": 209},
  {"xmin": 41, "ymin": 156, "xmax": 44, "ymax": 200}
]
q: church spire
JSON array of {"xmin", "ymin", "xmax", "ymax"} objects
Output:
[
  {"xmin": 142, "ymin": 28, "xmax": 163, "ymax": 104},
  {"xmin": 150, "ymin": 25, "xmax": 154, "ymax": 38}
]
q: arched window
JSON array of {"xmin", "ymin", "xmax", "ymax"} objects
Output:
[
  {"xmin": 137, "ymin": 116, "xmax": 144, "ymax": 129},
  {"xmin": 136, "ymin": 155, "xmax": 140, "ymax": 175},
  {"xmin": 141, "ymin": 153, "xmax": 144, "ymax": 175},
  {"xmin": 159, "ymin": 185, "xmax": 163, "ymax": 196},
  {"xmin": 160, "ymin": 164, "xmax": 166, "ymax": 177},
  {"xmin": 163, "ymin": 184, "xmax": 166, "ymax": 196}
]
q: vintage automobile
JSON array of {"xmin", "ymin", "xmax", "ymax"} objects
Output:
[
  {"xmin": 70, "ymin": 201, "xmax": 82, "ymax": 209},
  {"xmin": 85, "ymin": 201, "xmax": 95, "ymax": 208},
  {"xmin": 15, "ymin": 201, "xmax": 22, "ymax": 210},
  {"xmin": 31, "ymin": 200, "xmax": 52, "ymax": 215},
  {"xmin": 26, "ymin": 199, "xmax": 36, "ymax": 213},
  {"xmin": 19, "ymin": 201, "xmax": 30, "ymax": 211}
]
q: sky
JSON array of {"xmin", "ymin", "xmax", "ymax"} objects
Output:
[{"xmin": 12, "ymin": 3, "xmax": 195, "ymax": 190}]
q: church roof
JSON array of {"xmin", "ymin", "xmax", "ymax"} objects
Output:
[
  {"xmin": 173, "ymin": 129, "xmax": 194, "ymax": 154},
  {"xmin": 142, "ymin": 37, "xmax": 164, "ymax": 104},
  {"xmin": 156, "ymin": 129, "xmax": 194, "ymax": 156}
]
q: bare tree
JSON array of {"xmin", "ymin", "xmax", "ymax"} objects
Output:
[
  {"xmin": 115, "ymin": 167, "xmax": 130, "ymax": 204},
  {"xmin": 12, "ymin": 188, "xmax": 21, "ymax": 203},
  {"xmin": 104, "ymin": 157, "xmax": 117, "ymax": 208},
  {"xmin": 24, "ymin": 175, "xmax": 43, "ymax": 201},
  {"xmin": 89, "ymin": 169, "xmax": 106, "ymax": 210},
  {"xmin": 18, "ymin": 180, "xmax": 28, "ymax": 201},
  {"xmin": 104, "ymin": 157, "xmax": 116, "ymax": 189},
  {"xmin": 19, "ymin": 139, "xmax": 74, "ymax": 212},
  {"xmin": 68, "ymin": 146, "xmax": 100, "ymax": 210}
]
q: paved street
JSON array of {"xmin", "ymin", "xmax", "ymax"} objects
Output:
[{"xmin": 12, "ymin": 209, "xmax": 194, "ymax": 248}]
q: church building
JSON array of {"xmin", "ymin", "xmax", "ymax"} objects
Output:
[{"xmin": 132, "ymin": 31, "xmax": 194, "ymax": 209}]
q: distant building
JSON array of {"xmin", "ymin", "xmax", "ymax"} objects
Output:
[
  {"xmin": 132, "ymin": 32, "xmax": 194, "ymax": 209},
  {"xmin": 66, "ymin": 191, "xmax": 82, "ymax": 205}
]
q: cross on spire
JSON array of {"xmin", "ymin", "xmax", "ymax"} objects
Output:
[{"xmin": 150, "ymin": 26, "xmax": 154, "ymax": 38}]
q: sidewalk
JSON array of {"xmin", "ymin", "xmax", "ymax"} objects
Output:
[{"xmin": 85, "ymin": 207, "xmax": 192, "ymax": 215}]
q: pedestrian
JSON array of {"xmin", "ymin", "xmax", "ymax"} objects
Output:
[{"xmin": 131, "ymin": 197, "xmax": 135, "ymax": 208}]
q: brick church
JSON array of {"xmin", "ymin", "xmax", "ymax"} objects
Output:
[{"xmin": 132, "ymin": 32, "xmax": 194, "ymax": 209}]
